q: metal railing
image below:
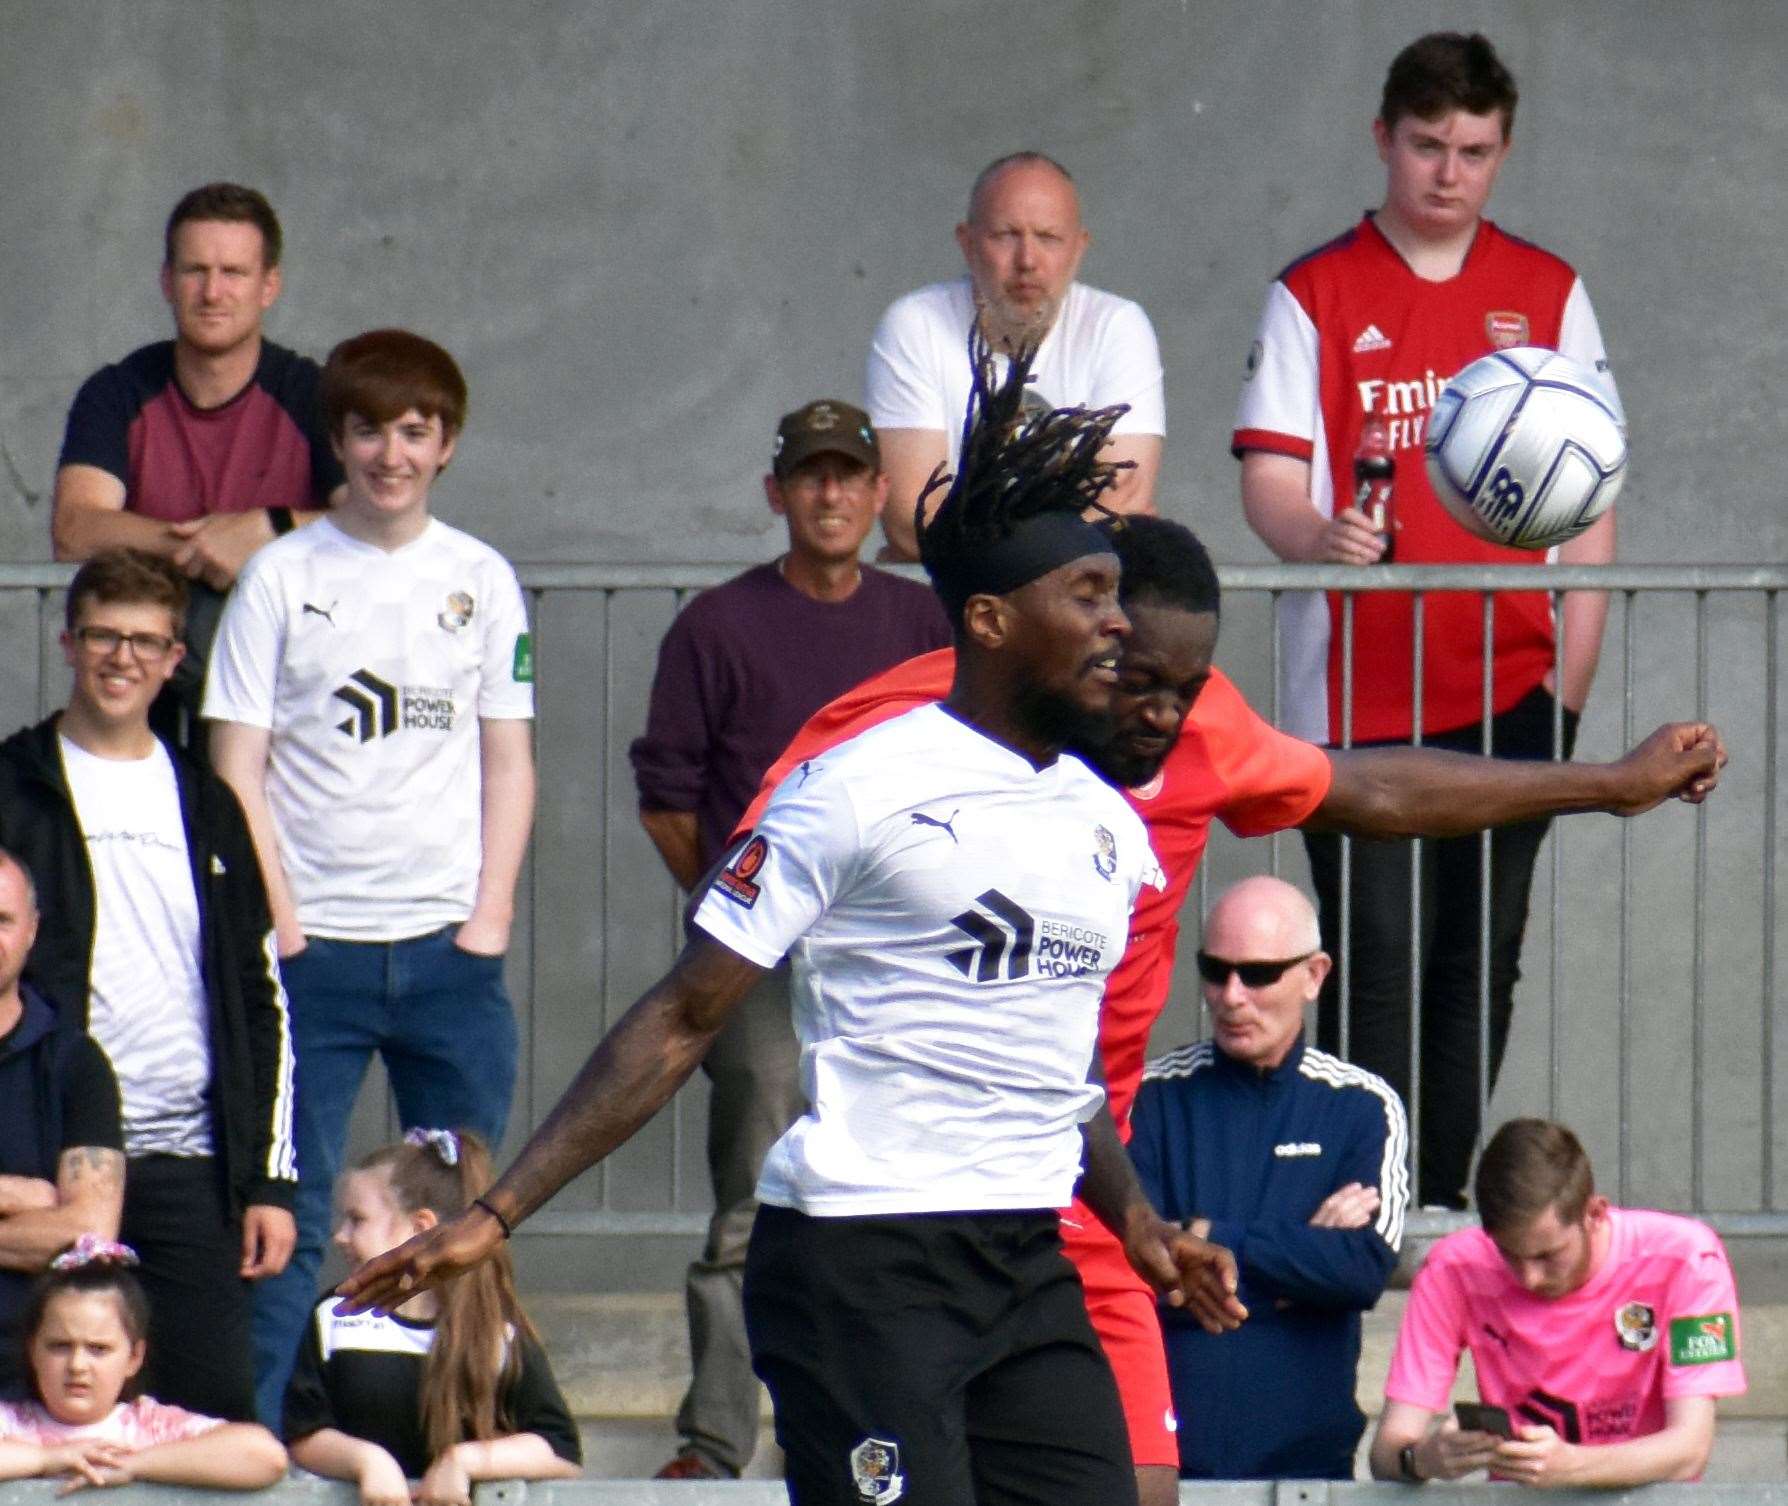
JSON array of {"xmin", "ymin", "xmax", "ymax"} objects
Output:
[
  {"xmin": 5, "ymin": 563, "xmax": 1781, "ymax": 1245},
  {"xmin": 1, "ymin": 1475, "xmax": 1783, "ymax": 1505}
]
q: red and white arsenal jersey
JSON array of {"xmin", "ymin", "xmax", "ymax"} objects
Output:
[{"xmin": 1234, "ymin": 214, "xmax": 1622, "ymax": 744}]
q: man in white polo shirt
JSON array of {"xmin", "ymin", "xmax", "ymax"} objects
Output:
[
  {"xmin": 868, "ymin": 151, "xmax": 1166, "ymax": 559},
  {"xmin": 206, "ymin": 329, "xmax": 536, "ymax": 1424}
]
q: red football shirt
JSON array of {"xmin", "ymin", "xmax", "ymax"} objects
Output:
[
  {"xmin": 737, "ymin": 649, "xmax": 1333, "ymax": 1130},
  {"xmin": 1233, "ymin": 214, "xmax": 1621, "ymax": 744}
]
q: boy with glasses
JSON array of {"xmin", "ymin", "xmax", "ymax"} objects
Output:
[
  {"xmin": 0, "ymin": 548, "xmax": 296, "ymax": 1420},
  {"xmin": 1129, "ymin": 875, "xmax": 1407, "ymax": 1480}
]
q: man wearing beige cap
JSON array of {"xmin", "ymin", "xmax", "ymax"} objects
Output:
[{"xmin": 629, "ymin": 400, "xmax": 949, "ymax": 1479}]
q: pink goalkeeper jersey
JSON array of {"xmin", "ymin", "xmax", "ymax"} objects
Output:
[{"xmin": 1386, "ymin": 1208, "xmax": 1744, "ymax": 1446}]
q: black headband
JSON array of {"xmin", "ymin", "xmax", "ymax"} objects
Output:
[{"xmin": 926, "ymin": 510, "xmax": 1115, "ymax": 610}]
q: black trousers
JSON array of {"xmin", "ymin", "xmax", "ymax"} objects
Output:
[
  {"xmin": 1306, "ymin": 686, "xmax": 1578, "ymax": 1209},
  {"xmin": 120, "ymin": 1154, "xmax": 256, "ymax": 1420},
  {"xmin": 746, "ymin": 1206, "xmax": 1136, "ymax": 1506}
]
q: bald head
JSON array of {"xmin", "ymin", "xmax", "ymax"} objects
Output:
[
  {"xmin": 965, "ymin": 152, "xmax": 1080, "ymax": 226},
  {"xmin": 956, "ymin": 153, "xmax": 1090, "ymax": 351},
  {"xmin": 0, "ymin": 848, "xmax": 39, "ymax": 1012},
  {"xmin": 1200, "ymin": 877, "xmax": 1327, "ymax": 1071},
  {"xmin": 1206, "ymin": 876, "xmax": 1320, "ymax": 958}
]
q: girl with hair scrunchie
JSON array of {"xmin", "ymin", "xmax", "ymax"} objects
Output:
[
  {"xmin": 0, "ymin": 1238, "xmax": 287, "ymax": 1490},
  {"xmin": 284, "ymin": 1129, "xmax": 582, "ymax": 1506}
]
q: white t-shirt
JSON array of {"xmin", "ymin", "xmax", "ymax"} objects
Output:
[
  {"xmin": 693, "ymin": 705, "xmax": 1162, "ymax": 1217},
  {"xmin": 203, "ymin": 517, "xmax": 535, "ymax": 941},
  {"xmin": 866, "ymin": 277, "xmax": 1166, "ymax": 471},
  {"xmin": 60, "ymin": 736, "xmax": 212, "ymax": 1158}
]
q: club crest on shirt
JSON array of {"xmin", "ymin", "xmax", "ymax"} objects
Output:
[
  {"xmin": 1092, "ymin": 824, "xmax": 1117, "ymax": 881},
  {"xmin": 1485, "ymin": 311, "xmax": 1530, "ymax": 349},
  {"xmin": 848, "ymin": 1437, "xmax": 905, "ymax": 1504},
  {"xmin": 716, "ymin": 834, "xmax": 769, "ymax": 909},
  {"xmin": 438, "ymin": 591, "xmax": 475, "ymax": 632},
  {"xmin": 1613, "ymin": 1300, "xmax": 1656, "ymax": 1352}
]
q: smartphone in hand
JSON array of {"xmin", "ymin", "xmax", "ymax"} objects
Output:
[{"xmin": 1454, "ymin": 1402, "xmax": 1515, "ymax": 1439}]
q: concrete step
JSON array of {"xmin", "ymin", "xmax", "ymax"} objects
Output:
[{"xmin": 532, "ymin": 1287, "xmax": 1788, "ymax": 1483}]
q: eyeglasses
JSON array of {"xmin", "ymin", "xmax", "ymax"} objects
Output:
[
  {"xmin": 73, "ymin": 627, "xmax": 177, "ymax": 660},
  {"xmin": 1195, "ymin": 950, "xmax": 1316, "ymax": 988}
]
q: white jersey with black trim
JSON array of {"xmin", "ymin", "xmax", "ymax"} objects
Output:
[{"xmin": 693, "ymin": 704, "xmax": 1163, "ymax": 1217}]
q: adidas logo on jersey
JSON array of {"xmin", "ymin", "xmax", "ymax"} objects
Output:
[
  {"xmin": 1274, "ymin": 1141, "xmax": 1323, "ymax": 1158},
  {"xmin": 1352, "ymin": 324, "xmax": 1392, "ymax": 354}
]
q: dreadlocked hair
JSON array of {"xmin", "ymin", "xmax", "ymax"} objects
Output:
[
  {"xmin": 917, "ymin": 333, "xmax": 1130, "ymax": 624},
  {"xmin": 355, "ymin": 1131, "xmax": 537, "ymax": 1460}
]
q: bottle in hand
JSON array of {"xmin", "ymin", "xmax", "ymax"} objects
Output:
[{"xmin": 1353, "ymin": 412, "xmax": 1397, "ymax": 561}]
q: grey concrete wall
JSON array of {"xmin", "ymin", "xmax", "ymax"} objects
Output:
[
  {"xmin": 4, "ymin": 2, "xmax": 1783, "ymax": 569},
  {"xmin": 2, "ymin": 2, "xmax": 1784, "ymax": 1284}
]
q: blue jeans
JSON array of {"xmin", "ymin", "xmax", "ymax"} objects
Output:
[{"xmin": 250, "ymin": 926, "xmax": 518, "ymax": 1425}]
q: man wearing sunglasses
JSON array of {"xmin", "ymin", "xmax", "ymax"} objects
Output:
[
  {"xmin": 729, "ymin": 513, "xmax": 1723, "ymax": 1506},
  {"xmin": 1129, "ymin": 875, "xmax": 1405, "ymax": 1481}
]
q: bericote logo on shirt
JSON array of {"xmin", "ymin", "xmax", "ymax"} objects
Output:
[{"xmin": 331, "ymin": 669, "xmax": 457, "ymax": 742}]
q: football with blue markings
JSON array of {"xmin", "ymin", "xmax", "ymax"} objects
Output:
[{"xmin": 1423, "ymin": 346, "xmax": 1627, "ymax": 549}]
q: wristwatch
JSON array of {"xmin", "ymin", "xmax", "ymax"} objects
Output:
[{"xmin": 1398, "ymin": 1442, "xmax": 1424, "ymax": 1483}]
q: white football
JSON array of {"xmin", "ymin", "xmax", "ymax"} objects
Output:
[{"xmin": 1423, "ymin": 347, "xmax": 1627, "ymax": 549}]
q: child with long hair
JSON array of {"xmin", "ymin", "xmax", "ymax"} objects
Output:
[
  {"xmin": 284, "ymin": 1129, "xmax": 581, "ymax": 1506},
  {"xmin": 0, "ymin": 1238, "xmax": 287, "ymax": 1490}
]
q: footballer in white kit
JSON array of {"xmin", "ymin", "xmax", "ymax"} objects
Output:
[
  {"xmin": 337, "ymin": 343, "xmax": 1247, "ymax": 1506},
  {"xmin": 696, "ymin": 703, "xmax": 1160, "ymax": 1217}
]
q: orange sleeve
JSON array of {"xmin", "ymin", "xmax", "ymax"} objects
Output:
[
  {"xmin": 732, "ymin": 648, "xmax": 958, "ymax": 838},
  {"xmin": 1198, "ymin": 668, "xmax": 1333, "ymax": 836}
]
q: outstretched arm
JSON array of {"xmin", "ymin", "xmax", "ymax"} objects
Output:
[
  {"xmin": 337, "ymin": 931, "xmax": 765, "ymax": 1311},
  {"xmin": 1304, "ymin": 721, "xmax": 1725, "ymax": 839}
]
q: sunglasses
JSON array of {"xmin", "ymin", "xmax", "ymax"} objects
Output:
[{"xmin": 1195, "ymin": 950, "xmax": 1316, "ymax": 988}]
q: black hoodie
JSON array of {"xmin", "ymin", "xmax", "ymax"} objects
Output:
[{"xmin": 0, "ymin": 716, "xmax": 295, "ymax": 1216}]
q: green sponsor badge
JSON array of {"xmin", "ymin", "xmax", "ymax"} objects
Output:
[
  {"xmin": 1668, "ymin": 1312, "xmax": 1735, "ymax": 1365},
  {"xmin": 512, "ymin": 633, "xmax": 534, "ymax": 683}
]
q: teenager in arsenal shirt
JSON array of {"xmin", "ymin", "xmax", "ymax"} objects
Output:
[{"xmin": 1234, "ymin": 32, "xmax": 1625, "ymax": 1209}]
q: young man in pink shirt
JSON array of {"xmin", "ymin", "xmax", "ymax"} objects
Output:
[{"xmin": 1371, "ymin": 1119, "xmax": 1744, "ymax": 1487}]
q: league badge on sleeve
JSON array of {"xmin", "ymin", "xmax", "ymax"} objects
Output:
[
  {"xmin": 848, "ymin": 1437, "xmax": 905, "ymax": 1504},
  {"xmin": 717, "ymin": 834, "xmax": 769, "ymax": 909},
  {"xmin": 1613, "ymin": 1301, "xmax": 1656, "ymax": 1352},
  {"xmin": 1669, "ymin": 1312, "xmax": 1737, "ymax": 1366}
]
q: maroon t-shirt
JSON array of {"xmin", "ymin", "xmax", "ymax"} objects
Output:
[
  {"xmin": 630, "ymin": 562, "xmax": 952, "ymax": 870},
  {"xmin": 58, "ymin": 339, "xmax": 340, "ymax": 522}
]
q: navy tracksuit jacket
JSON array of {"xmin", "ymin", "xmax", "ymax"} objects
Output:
[{"xmin": 1129, "ymin": 1035, "xmax": 1409, "ymax": 1479}]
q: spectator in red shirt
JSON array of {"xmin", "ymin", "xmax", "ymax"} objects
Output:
[{"xmin": 52, "ymin": 184, "xmax": 342, "ymax": 746}]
